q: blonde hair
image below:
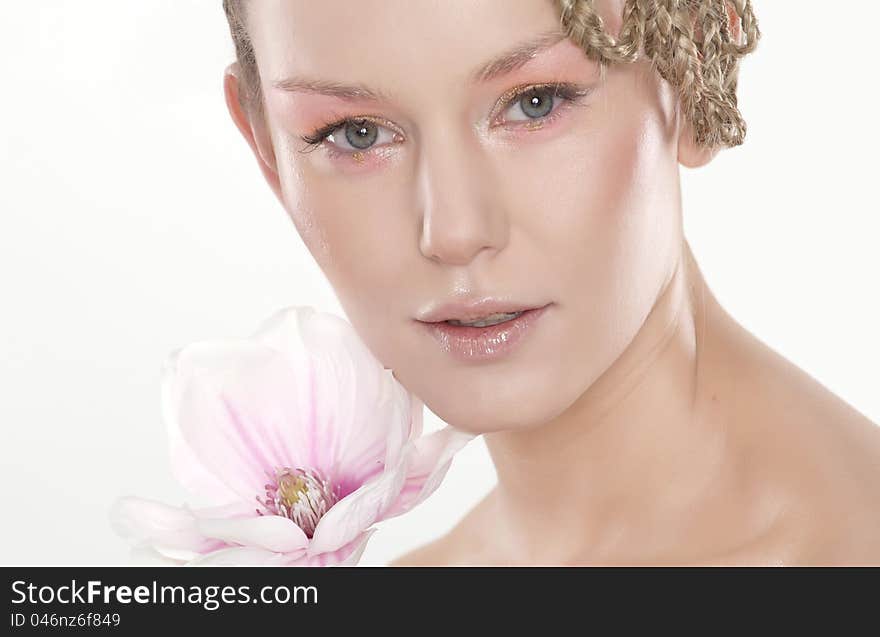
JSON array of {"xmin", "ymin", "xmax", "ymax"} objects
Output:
[
  {"xmin": 223, "ymin": 0, "xmax": 760, "ymax": 147},
  {"xmin": 557, "ymin": 0, "xmax": 760, "ymax": 147}
]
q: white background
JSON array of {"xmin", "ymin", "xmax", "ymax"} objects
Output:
[{"xmin": 1, "ymin": 1, "xmax": 877, "ymax": 565}]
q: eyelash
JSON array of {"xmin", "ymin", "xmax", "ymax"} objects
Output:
[{"xmin": 297, "ymin": 82, "xmax": 592, "ymax": 158}]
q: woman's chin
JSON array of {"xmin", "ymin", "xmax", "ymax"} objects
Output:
[{"xmin": 424, "ymin": 386, "xmax": 580, "ymax": 436}]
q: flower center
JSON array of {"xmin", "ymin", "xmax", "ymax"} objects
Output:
[{"xmin": 256, "ymin": 467, "xmax": 340, "ymax": 538}]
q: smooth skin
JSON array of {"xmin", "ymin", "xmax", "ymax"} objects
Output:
[{"xmin": 224, "ymin": 0, "xmax": 880, "ymax": 565}]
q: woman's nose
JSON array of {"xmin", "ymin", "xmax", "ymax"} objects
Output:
[{"xmin": 416, "ymin": 135, "xmax": 509, "ymax": 267}]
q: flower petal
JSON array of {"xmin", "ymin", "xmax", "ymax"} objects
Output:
[
  {"xmin": 307, "ymin": 447, "xmax": 410, "ymax": 556},
  {"xmin": 186, "ymin": 547, "xmax": 287, "ymax": 566},
  {"xmin": 109, "ymin": 496, "xmax": 221, "ymax": 553},
  {"xmin": 280, "ymin": 529, "xmax": 376, "ymax": 566},
  {"xmin": 384, "ymin": 426, "xmax": 475, "ymax": 519},
  {"xmin": 164, "ymin": 339, "xmax": 320, "ymax": 501},
  {"xmin": 333, "ymin": 528, "xmax": 376, "ymax": 566},
  {"xmin": 252, "ymin": 306, "xmax": 415, "ymax": 488},
  {"xmin": 195, "ymin": 515, "xmax": 309, "ymax": 554},
  {"xmin": 407, "ymin": 394, "xmax": 425, "ymax": 442},
  {"xmin": 162, "ymin": 349, "xmax": 240, "ymax": 503}
]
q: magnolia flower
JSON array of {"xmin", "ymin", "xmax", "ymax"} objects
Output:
[{"xmin": 110, "ymin": 306, "xmax": 473, "ymax": 566}]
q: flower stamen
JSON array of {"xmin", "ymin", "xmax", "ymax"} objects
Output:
[{"xmin": 256, "ymin": 467, "xmax": 339, "ymax": 538}]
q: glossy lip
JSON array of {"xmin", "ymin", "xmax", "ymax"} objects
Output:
[
  {"xmin": 416, "ymin": 297, "xmax": 549, "ymax": 323},
  {"xmin": 416, "ymin": 303, "xmax": 552, "ymax": 363}
]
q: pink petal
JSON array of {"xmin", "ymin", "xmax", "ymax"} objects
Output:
[
  {"xmin": 164, "ymin": 340, "xmax": 320, "ymax": 501},
  {"xmin": 252, "ymin": 307, "xmax": 415, "ymax": 487},
  {"xmin": 407, "ymin": 394, "xmax": 426, "ymax": 442},
  {"xmin": 307, "ymin": 450, "xmax": 410, "ymax": 556},
  {"xmin": 384, "ymin": 426, "xmax": 475, "ymax": 519},
  {"xmin": 161, "ymin": 349, "xmax": 240, "ymax": 504},
  {"xmin": 109, "ymin": 496, "xmax": 220, "ymax": 553},
  {"xmin": 281, "ymin": 529, "xmax": 376, "ymax": 566},
  {"xmin": 195, "ymin": 515, "xmax": 309, "ymax": 554},
  {"xmin": 186, "ymin": 547, "xmax": 287, "ymax": 566},
  {"xmin": 333, "ymin": 528, "xmax": 376, "ymax": 566}
]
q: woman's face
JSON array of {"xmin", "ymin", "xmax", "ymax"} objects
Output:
[{"xmin": 235, "ymin": 0, "xmax": 690, "ymax": 434}]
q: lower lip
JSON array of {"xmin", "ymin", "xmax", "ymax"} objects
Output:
[{"xmin": 418, "ymin": 305, "xmax": 551, "ymax": 363}]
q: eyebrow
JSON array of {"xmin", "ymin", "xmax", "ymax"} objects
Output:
[{"xmin": 271, "ymin": 28, "xmax": 569, "ymax": 102}]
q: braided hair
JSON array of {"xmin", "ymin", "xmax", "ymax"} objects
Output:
[{"xmin": 557, "ymin": 0, "xmax": 760, "ymax": 147}]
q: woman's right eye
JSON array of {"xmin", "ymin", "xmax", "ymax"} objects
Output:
[{"xmin": 299, "ymin": 117, "xmax": 401, "ymax": 156}]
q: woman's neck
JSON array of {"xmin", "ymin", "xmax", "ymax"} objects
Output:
[{"xmin": 482, "ymin": 240, "xmax": 744, "ymax": 563}]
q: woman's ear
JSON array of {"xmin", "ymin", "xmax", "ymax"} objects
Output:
[
  {"xmin": 223, "ymin": 63, "xmax": 283, "ymax": 202},
  {"xmin": 677, "ymin": 118, "xmax": 720, "ymax": 169},
  {"xmin": 677, "ymin": 1, "xmax": 745, "ymax": 169}
]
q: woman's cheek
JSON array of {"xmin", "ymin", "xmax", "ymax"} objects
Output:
[
  {"xmin": 276, "ymin": 163, "xmax": 383, "ymax": 275},
  {"xmin": 298, "ymin": 187, "xmax": 408, "ymax": 303},
  {"xmin": 313, "ymin": 143, "xmax": 403, "ymax": 175}
]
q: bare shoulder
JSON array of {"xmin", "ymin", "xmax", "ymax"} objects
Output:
[
  {"xmin": 722, "ymin": 316, "xmax": 880, "ymax": 563},
  {"xmin": 388, "ymin": 490, "xmax": 497, "ymax": 566}
]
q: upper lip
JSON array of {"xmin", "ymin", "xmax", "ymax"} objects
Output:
[{"xmin": 416, "ymin": 297, "xmax": 549, "ymax": 323}]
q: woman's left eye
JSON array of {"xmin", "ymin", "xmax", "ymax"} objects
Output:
[
  {"xmin": 497, "ymin": 83, "xmax": 590, "ymax": 126},
  {"xmin": 297, "ymin": 82, "xmax": 590, "ymax": 158}
]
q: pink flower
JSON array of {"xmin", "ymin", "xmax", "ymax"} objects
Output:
[{"xmin": 110, "ymin": 306, "xmax": 473, "ymax": 566}]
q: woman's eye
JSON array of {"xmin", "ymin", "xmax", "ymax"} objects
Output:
[
  {"xmin": 300, "ymin": 117, "xmax": 399, "ymax": 155},
  {"xmin": 499, "ymin": 85, "xmax": 579, "ymax": 125},
  {"xmin": 326, "ymin": 118, "xmax": 397, "ymax": 152}
]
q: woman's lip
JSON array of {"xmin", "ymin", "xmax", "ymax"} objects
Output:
[
  {"xmin": 417, "ymin": 304, "xmax": 551, "ymax": 362},
  {"xmin": 416, "ymin": 298, "xmax": 548, "ymax": 323}
]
